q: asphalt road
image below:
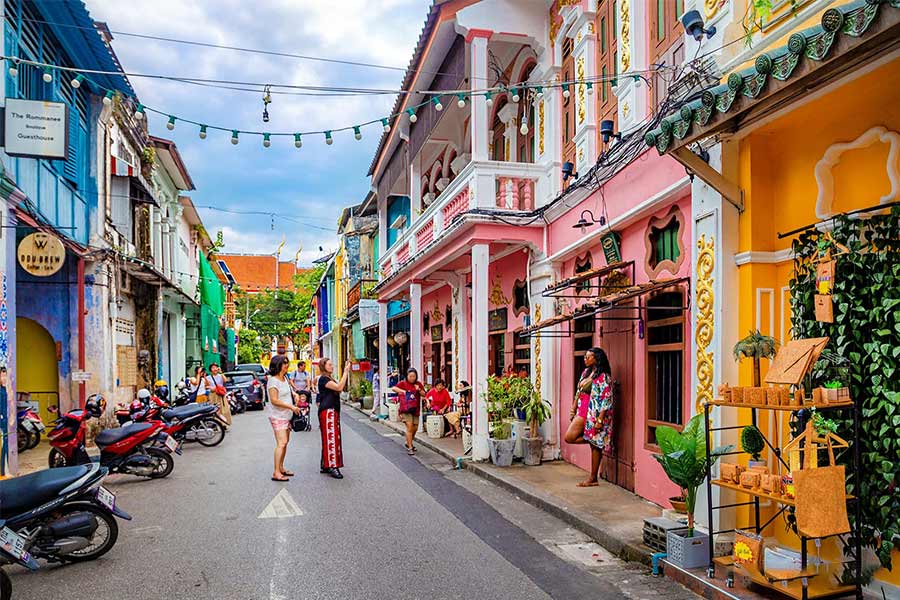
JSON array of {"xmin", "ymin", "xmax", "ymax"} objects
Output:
[{"xmin": 9, "ymin": 407, "xmax": 696, "ymax": 600}]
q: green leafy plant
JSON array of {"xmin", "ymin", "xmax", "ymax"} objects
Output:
[
  {"xmin": 653, "ymin": 414, "xmax": 733, "ymax": 536},
  {"xmin": 733, "ymin": 330, "xmax": 778, "ymax": 386},
  {"xmin": 486, "ymin": 375, "xmax": 512, "ymax": 440},
  {"xmin": 789, "ymin": 206, "xmax": 900, "ymax": 569},
  {"xmin": 740, "ymin": 425, "xmax": 766, "ymax": 462},
  {"xmin": 522, "ymin": 387, "xmax": 551, "ymax": 438},
  {"xmin": 358, "ymin": 379, "xmax": 373, "ymax": 398},
  {"xmin": 812, "ymin": 412, "xmax": 838, "ymax": 436},
  {"xmin": 742, "ymin": 0, "xmax": 798, "ymax": 46},
  {"xmin": 824, "ymin": 380, "xmax": 844, "ymax": 389}
]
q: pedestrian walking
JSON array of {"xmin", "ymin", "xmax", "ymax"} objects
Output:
[
  {"xmin": 290, "ymin": 360, "xmax": 309, "ymax": 394},
  {"xmin": 369, "ymin": 365, "xmax": 381, "ymax": 421},
  {"xmin": 391, "ymin": 368, "xmax": 425, "ymax": 455},
  {"xmin": 205, "ymin": 363, "xmax": 233, "ymax": 427},
  {"xmin": 564, "ymin": 347, "xmax": 614, "ymax": 488},
  {"xmin": 317, "ymin": 358, "xmax": 350, "ymax": 479},
  {"xmin": 266, "ymin": 355, "xmax": 302, "ymax": 482}
]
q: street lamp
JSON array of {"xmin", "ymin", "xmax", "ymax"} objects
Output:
[{"xmin": 572, "ymin": 209, "xmax": 606, "ymax": 233}]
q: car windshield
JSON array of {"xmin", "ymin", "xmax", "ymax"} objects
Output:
[
  {"xmin": 237, "ymin": 364, "xmax": 264, "ymax": 372},
  {"xmin": 226, "ymin": 373, "xmax": 255, "ymax": 384}
]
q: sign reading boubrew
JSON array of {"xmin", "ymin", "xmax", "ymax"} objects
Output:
[
  {"xmin": 3, "ymin": 98, "xmax": 68, "ymax": 160},
  {"xmin": 18, "ymin": 232, "xmax": 65, "ymax": 276}
]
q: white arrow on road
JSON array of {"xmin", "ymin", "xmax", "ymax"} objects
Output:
[{"xmin": 258, "ymin": 488, "xmax": 304, "ymax": 519}]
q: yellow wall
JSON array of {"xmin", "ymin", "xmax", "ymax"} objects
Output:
[
  {"xmin": 16, "ymin": 318, "xmax": 59, "ymax": 425},
  {"xmin": 735, "ymin": 58, "xmax": 900, "ymax": 585}
]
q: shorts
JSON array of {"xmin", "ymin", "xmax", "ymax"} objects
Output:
[
  {"xmin": 269, "ymin": 417, "xmax": 291, "ymax": 431},
  {"xmin": 400, "ymin": 413, "xmax": 419, "ymax": 426},
  {"xmin": 576, "ymin": 395, "xmax": 589, "ymax": 419}
]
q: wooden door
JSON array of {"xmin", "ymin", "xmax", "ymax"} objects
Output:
[
  {"xmin": 597, "ymin": 304, "xmax": 635, "ymax": 492},
  {"xmin": 443, "ymin": 341, "xmax": 453, "ymax": 387},
  {"xmin": 488, "ymin": 333, "xmax": 505, "ymax": 377}
]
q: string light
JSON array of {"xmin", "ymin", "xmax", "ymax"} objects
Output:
[
  {"xmin": 353, "ymin": 126, "xmax": 362, "ymax": 141},
  {"xmin": 406, "ymin": 108, "xmax": 417, "ymax": 123},
  {"xmin": 511, "ymin": 87, "xmax": 520, "ymax": 102},
  {"xmin": 71, "ymin": 74, "xmax": 85, "ymax": 88},
  {"xmin": 294, "ymin": 133, "xmax": 302, "ymax": 148},
  {"xmin": 381, "ymin": 118, "xmax": 390, "ymax": 133},
  {"xmin": 166, "ymin": 115, "xmax": 176, "ymax": 130},
  {"xmin": 456, "ymin": 93, "xmax": 466, "ymax": 108},
  {"xmin": 199, "ymin": 124, "xmax": 208, "ymax": 139},
  {"xmin": 324, "ymin": 130, "xmax": 333, "ymax": 145},
  {"xmin": 536, "ymin": 85, "xmax": 543, "ymax": 98},
  {"xmin": 586, "ymin": 82, "xmax": 594, "ymax": 95},
  {"xmin": 519, "ymin": 120, "xmax": 529, "ymax": 135},
  {"xmin": 134, "ymin": 104, "xmax": 145, "ymax": 120},
  {"xmin": 42, "ymin": 66, "xmax": 52, "ymax": 83},
  {"xmin": 431, "ymin": 96, "xmax": 443, "ymax": 112},
  {"xmin": 7, "ymin": 58, "xmax": 18, "ymax": 78},
  {"xmin": 231, "ymin": 130, "xmax": 239, "ymax": 145},
  {"xmin": 484, "ymin": 91, "xmax": 493, "ymax": 107},
  {"xmin": 102, "ymin": 90, "xmax": 114, "ymax": 107},
  {"xmin": 562, "ymin": 83, "xmax": 570, "ymax": 98},
  {"xmin": 262, "ymin": 133, "xmax": 271, "ymax": 148}
]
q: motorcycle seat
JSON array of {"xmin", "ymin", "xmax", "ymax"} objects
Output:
[
  {"xmin": 0, "ymin": 465, "xmax": 94, "ymax": 518},
  {"xmin": 163, "ymin": 404, "xmax": 214, "ymax": 420},
  {"xmin": 95, "ymin": 422, "xmax": 154, "ymax": 447}
]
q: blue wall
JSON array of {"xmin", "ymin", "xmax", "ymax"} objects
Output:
[{"xmin": 386, "ymin": 196, "xmax": 410, "ymax": 249}]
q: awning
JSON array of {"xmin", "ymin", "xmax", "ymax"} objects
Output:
[
  {"xmin": 120, "ymin": 255, "xmax": 196, "ymax": 304},
  {"xmin": 111, "ymin": 157, "xmax": 158, "ymax": 207},
  {"xmin": 542, "ymin": 260, "xmax": 634, "ymax": 298}
]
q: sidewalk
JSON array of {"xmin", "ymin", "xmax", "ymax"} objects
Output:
[{"xmin": 349, "ymin": 403, "xmax": 664, "ymax": 564}]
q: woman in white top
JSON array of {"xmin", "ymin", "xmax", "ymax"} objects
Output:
[
  {"xmin": 190, "ymin": 366, "xmax": 208, "ymax": 403},
  {"xmin": 266, "ymin": 354, "xmax": 301, "ymax": 482}
]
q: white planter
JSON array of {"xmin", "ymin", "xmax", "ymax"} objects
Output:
[
  {"xmin": 509, "ymin": 419, "xmax": 527, "ymax": 459},
  {"xmin": 426, "ymin": 415, "xmax": 445, "ymax": 439},
  {"xmin": 488, "ymin": 437, "xmax": 516, "ymax": 467},
  {"xmin": 388, "ymin": 403, "xmax": 400, "ymax": 422}
]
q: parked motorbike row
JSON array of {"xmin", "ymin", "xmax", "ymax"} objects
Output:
[
  {"xmin": 14, "ymin": 406, "xmax": 44, "ymax": 455},
  {"xmin": 0, "ymin": 379, "xmax": 236, "ymax": 599}
]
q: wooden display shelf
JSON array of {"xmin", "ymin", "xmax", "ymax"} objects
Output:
[
  {"xmin": 713, "ymin": 479, "xmax": 797, "ymax": 506},
  {"xmin": 713, "ymin": 556, "xmax": 857, "ymax": 600},
  {"xmin": 707, "ymin": 399, "xmax": 853, "ymax": 411}
]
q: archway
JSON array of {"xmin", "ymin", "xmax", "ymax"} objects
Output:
[{"xmin": 16, "ymin": 317, "xmax": 59, "ymax": 424}]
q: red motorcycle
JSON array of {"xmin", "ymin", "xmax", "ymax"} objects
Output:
[
  {"xmin": 48, "ymin": 395, "xmax": 177, "ymax": 479},
  {"xmin": 119, "ymin": 389, "xmax": 227, "ymax": 447}
]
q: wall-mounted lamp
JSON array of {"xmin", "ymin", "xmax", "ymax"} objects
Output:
[
  {"xmin": 562, "ymin": 161, "xmax": 578, "ymax": 181},
  {"xmin": 681, "ymin": 10, "xmax": 716, "ymax": 41},
  {"xmin": 572, "ymin": 209, "xmax": 606, "ymax": 233},
  {"xmin": 600, "ymin": 120, "xmax": 621, "ymax": 144}
]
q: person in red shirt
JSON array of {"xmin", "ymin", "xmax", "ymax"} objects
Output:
[
  {"xmin": 426, "ymin": 380, "xmax": 460, "ymax": 438},
  {"xmin": 392, "ymin": 368, "xmax": 425, "ymax": 455}
]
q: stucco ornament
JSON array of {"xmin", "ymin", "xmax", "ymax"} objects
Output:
[
  {"xmin": 695, "ymin": 235, "xmax": 715, "ymax": 412},
  {"xmin": 705, "ymin": 0, "xmax": 724, "ymax": 20},
  {"xmin": 814, "ymin": 126, "xmax": 900, "ymax": 220},
  {"xmin": 489, "ymin": 275, "xmax": 511, "ymax": 307},
  {"xmin": 577, "ymin": 56, "xmax": 586, "ymax": 124},
  {"xmin": 619, "ymin": 0, "xmax": 631, "ymax": 72},
  {"xmin": 432, "ymin": 301, "xmax": 442, "ymax": 322},
  {"xmin": 538, "ymin": 100, "xmax": 545, "ymax": 155},
  {"xmin": 533, "ymin": 305, "xmax": 542, "ymax": 395}
]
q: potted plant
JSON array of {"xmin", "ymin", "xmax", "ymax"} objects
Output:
[
  {"xmin": 506, "ymin": 376, "xmax": 532, "ymax": 459},
  {"xmin": 521, "ymin": 386, "xmax": 551, "ymax": 466},
  {"xmin": 653, "ymin": 414, "xmax": 733, "ymax": 569},
  {"xmin": 733, "ymin": 330, "xmax": 777, "ymax": 387},
  {"xmin": 740, "ymin": 425, "xmax": 767, "ymax": 469},
  {"xmin": 487, "ymin": 375, "xmax": 515, "ymax": 466},
  {"xmin": 358, "ymin": 379, "xmax": 374, "ymax": 410}
]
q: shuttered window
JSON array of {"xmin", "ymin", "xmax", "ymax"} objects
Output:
[{"xmin": 646, "ymin": 291, "xmax": 685, "ymax": 445}]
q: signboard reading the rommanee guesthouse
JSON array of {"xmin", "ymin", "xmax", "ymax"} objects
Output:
[
  {"xmin": 3, "ymin": 98, "xmax": 68, "ymax": 160},
  {"xmin": 18, "ymin": 232, "xmax": 65, "ymax": 276}
]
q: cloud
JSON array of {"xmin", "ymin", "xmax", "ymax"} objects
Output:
[{"xmin": 84, "ymin": 0, "xmax": 424, "ymax": 257}]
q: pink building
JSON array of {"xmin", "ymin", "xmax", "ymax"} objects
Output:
[{"xmin": 370, "ymin": 0, "xmax": 694, "ymax": 508}]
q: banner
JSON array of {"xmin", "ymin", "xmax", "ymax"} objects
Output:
[{"xmin": 358, "ymin": 299, "xmax": 379, "ymax": 329}]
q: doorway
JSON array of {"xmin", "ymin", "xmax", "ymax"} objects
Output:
[
  {"xmin": 488, "ymin": 333, "xmax": 505, "ymax": 377},
  {"xmin": 16, "ymin": 317, "xmax": 60, "ymax": 424},
  {"xmin": 597, "ymin": 305, "xmax": 636, "ymax": 492}
]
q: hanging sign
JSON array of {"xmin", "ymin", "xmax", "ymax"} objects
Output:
[
  {"xmin": 489, "ymin": 308, "xmax": 508, "ymax": 332},
  {"xmin": 17, "ymin": 232, "xmax": 65, "ymax": 276},
  {"xmin": 3, "ymin": 99, "xmax": 68, "ymax": 160},
  {"xmin": 600, "ymin": 232, "xmax": 622, "ymax": 264},
  {"xmin": 430, "ymin": 325, "xmax": 444, "ymax": 342}
]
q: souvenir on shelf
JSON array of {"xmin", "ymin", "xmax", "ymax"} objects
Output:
[
  {"xmin": 733, "ymin": 529, "xmax": 765, "ymax": 571},
  {"xmin": 764, "ymin": 337, "xmax": 829, "ymax": 386},
  {"xmin": 740, "ymin": 470, "xmax": 762, "ymax": 490},
  {"xmin": 760, "ymin": 473, "xmax": 781, "ymax": 495},
  {"xmin": 720, "ymin": 463, "xmax": 744, "ymax": 484}
]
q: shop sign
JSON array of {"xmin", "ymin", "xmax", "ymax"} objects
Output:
[
  {"xmin": 600, "ymin": 232, "xmax": 622, "ymax": 264},
  {"xmin": 430, "ymin": 325, "xmax": 443, "ymax": 342},
  {"xmin": 71, "ymin": 371, "xmax": 92, "ymax": 382},
  {"xmin": 17, "ymin": 232, "xmax": 65, "ymax": 276},
  {"xmin": 489, "ymin": 308, "xmax": 508, "ymax": 332},
  {"xmin": 3, "ymin": 98, "xmax": 68, "ymax": 160}
]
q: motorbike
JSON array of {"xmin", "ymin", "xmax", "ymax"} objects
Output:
[
  {"xmin": 0, "ymin": 463, "xmax": 131, "ymax": 573},
  {"xmin": 0, "ymin": 517, "xmax": 40, "ymax": 600},
  {"xmin": 119, "ymin": 388, "xmax": 227, "ymax": 447},
  {"xmin": 48, "ymin": 395, "xmax": 177, "ymax": 479},
  {"xmin": 16, "ymin": 405, "xmax": 45, "ymax": 453},
  {"xmin": 171, "ymin": 380, "xmax": 192, "ymax": 406},
  {"xmin": 227, "ymin": 389, "xmax": 247, "ymax": 415}
]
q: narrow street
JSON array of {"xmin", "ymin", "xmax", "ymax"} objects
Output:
[{"xmin": 10, "ymin": 409, "xmax": 695, "ymax": 600}]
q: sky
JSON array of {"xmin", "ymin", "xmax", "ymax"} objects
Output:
[{"xmin": 85, "ymin": 0, "xmax": 426, "ymax": 265}]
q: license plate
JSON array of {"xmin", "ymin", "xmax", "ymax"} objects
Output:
[
  {"xmin": 0, "ymin": 526, "xmax": 29, "ymax": 561},
  {"xmin": 164, "ymin": 434, "xmax": 178, "ymax": 452},
  {"xmin": 96, "ymin": 486, "xmax": 116, "ymax": 511}
]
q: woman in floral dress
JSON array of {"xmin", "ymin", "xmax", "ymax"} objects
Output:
[{"xmin": 564, "ymin": 347, "xmax": 614, "ymax": 487}]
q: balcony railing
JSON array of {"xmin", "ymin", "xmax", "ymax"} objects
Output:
[
  {"xmin": 347, "ymin": 281, "xmax": 362, "ymax": 309},
  {"xmin": 379, "ymin": 160, "xmax": 545, "ymax": 277}
]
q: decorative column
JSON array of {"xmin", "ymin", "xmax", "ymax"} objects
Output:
[
  {"xmin": 378, "ymin": 300, "xmax": 389, "ymax": 407},
  {"xmin": 467, "ymin": 29, "xmax": 492, "ymax": 162},
  {"xmin": 529, "ymin": 259, "xmax": 560, "ymax": 458},
  {"xmin": 614, "ymin": 0, "xmax": 649, "ymax": 132},
  {"xmin": 410, "ymin": 159, "xmax": 422, "ymax": 216},
  {"xmin": 409, "ymin": 282, "xmax": 424, "ymax": 431},
  {"xmin": 470, "ymin": 243, "xmax": 490, "ymax": 460},
  {"xmin": 451, "ymin": 282, "xmax": 469, "ymax": 389},
  {"xmin": 572, "ymin": 15, "xmax": 598, "ymax": 177}
]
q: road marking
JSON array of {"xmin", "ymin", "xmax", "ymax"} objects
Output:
[
  {"xmin": 258, "ymin": 488, "xmax": 303, "ymax": 519},
  {"xmin": 131, "ymin": 525, "xmax": 163, "ymax": 534}
]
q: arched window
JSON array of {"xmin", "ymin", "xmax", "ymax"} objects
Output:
[
  {"xmin": 561, "ymin": 37, "xmax": 576, "ymax": 167},
  {"xmin": 491, "ymin": 97, "xmax": 508, "ymax": 161}
]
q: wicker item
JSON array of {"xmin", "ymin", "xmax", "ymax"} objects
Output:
[{"xmin": 733, "ymin": 530, "xmax": 764, "ymax": 571}]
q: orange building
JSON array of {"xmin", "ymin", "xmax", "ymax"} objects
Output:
[{"xmin": 215, "ymin": 253, "xmax": 309, "ymax": 294}]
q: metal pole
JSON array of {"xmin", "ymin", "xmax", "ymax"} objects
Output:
[{"xmin": 704, "ymin": 402, "xmax": 715, "ymax": 575}]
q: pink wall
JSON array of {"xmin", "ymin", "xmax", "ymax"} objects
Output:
[
  {"xmin": 420, "ymin": 284, "xmax": 453, "ymax": 385},
  {"xmin": 549, "ymin": 151, "xmax": 692, "ymax": 508}
]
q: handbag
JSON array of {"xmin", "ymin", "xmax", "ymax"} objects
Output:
[{"xmin": 399, "ymin": 391, "xmax": 419, "ymax": 414}]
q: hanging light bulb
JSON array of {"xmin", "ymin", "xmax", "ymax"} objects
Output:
[
  {"xmin": 166, "ymin": 116, "xmax": 176, "ymax": 130},
  {"xmin": 102, "ymin": 90, "xmax": 114, "ymax": 107},
  {"xmin": 406, "ymin": 108, "xmax": 417, "ymax": 123},
  {"xmin": 231, "ymin": 130, "xmax": 239, "ymax": 145},
  {"xmin": 511, "ymin": 87, "xmax": 520, "ymax": 102},
  {"xmin": 324, "ymin": 130, "xmax": 333, "ymax": 145},
  {"xmin": 199, "ymin": 125, "xmax": 208, "ymax": 139},
  {"xmin": 263, "ymin": 133, "xmax": 271, "ymax": 148},
  {"xmin": 536, "ymin": 86, "xmax": 544, "ymax": 98},
  {"xmin": 42, "ymin": 66, "xmax": 52, "ymax": 83},
  {"xmin": 294, "ymin": 133, "xmax": 302, "ymax": 148},
  {"xmin": 381, "ymin": 118, "xmax": 391, "ymax": 133},
  {"xmin": 431, "ymin": 96, "xmax": 443, "ymax": 112},
  {"xmin": 262, "ymin": 108, "xmax": 270, "ymax": 123},
  {"xmin": 70, "ymin": 74, "xmax": 85, "ymax": 89},
  {"xmin": 134, "ymin": 104, "xmax": 145, "ymax": 120},
  {"xmin": 8, "ymin": 58, "xmax": 19, "ymax": 78},
  {"xmin": 484, "ymin": 91, "xmax": 493, "ymax": 107},
  {"xmin": 562, "ymin": 83, "xmax": 570, "ymax": 99},
  {"xmin": 520, "ymin": 121, "xmax": 529, "ymax": 135},
  {"xmin": 586, "ymin": 82, "xmax": 594, "ymax": 95},
  {"xmin": 456, "ymin": 93, "xmax": 466, "ymax": 108}
]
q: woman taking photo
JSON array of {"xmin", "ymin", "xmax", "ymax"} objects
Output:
[
  {"xmin": 189, "ymin": 366, "xmax": 208, "ymax": 403},
  {"xmin": 391, "ymin": 368, "xmax": 425, "ymax": 455},
  {"xmin": 564, "ymin": 347, "xmax": 614, "ymax": 488},
  {"xmin": 317, "ymin": 358, "xmax": 350, "ymax": 479},
  {"xmin": 205, "ymin": 363, "xmax": 233, "ymax": 427},
  {"xmin": 266, "ymin": 355, "xmax": 302, "ymax": 482}
]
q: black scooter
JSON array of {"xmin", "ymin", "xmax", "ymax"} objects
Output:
[
  {"xmin": 0, "ymin": 518, "xmax": 40, "ymax": 600},
  {"xmin": 0, "ymin": 463, "xmax": 131, "ymax": 568}
]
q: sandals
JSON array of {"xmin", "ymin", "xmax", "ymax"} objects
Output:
[
  {"xmin": 271, "ymin": 475, "xmax": 289, "ymax": 482},
  {"xmin": 281, "ymin": 470, "xmax": 295, "ymax": 477},
  {"xmin": 406, "ymin": 446, "xmax": 416, "ymax": 455}
]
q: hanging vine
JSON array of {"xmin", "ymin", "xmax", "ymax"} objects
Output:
[{"xmin": 789, "ymin": 206, "xmax": 900, "ymax": 569}]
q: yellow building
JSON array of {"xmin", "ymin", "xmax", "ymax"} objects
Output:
[{"xmin": 647, "ymin": 0, "xmax": 899, "ymax": 593}]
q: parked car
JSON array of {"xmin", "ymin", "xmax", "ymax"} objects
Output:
[
  {"xmin": 224, "ymin": 371, "xmax": 265, "ymax": 410},
  {"xmin": 236, "ymin": 363, "xmax": 268, "ymax": 400}
]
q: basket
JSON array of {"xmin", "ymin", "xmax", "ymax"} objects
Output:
[
  {"xmin": 643, "ymin": 517, "xmax": 684, "ymax": 553},
  {"xmin": 426, "ymin": 415, "xmax": 445, "ymax": 439},
  {"xmin": 666, "ymin": 529, "xmax": 710, "ymax": 570}
]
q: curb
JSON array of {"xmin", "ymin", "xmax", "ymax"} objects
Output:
[{"xmin": 345, "ymin": 401, "xmax": 651, "ymax": 565}]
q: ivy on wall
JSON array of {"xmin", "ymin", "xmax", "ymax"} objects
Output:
[{"xmin": 789, "ymin": 206, "xmax": 900, "ymax": 569}]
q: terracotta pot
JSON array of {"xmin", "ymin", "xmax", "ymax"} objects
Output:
[{"xmin": 669, "ymin": 496, "xmax": 688, "ymax": 513}]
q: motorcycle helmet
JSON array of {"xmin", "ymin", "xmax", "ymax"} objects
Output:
[
  {"xmin": 85, "ymin": 394, "xmax": 107, "ymax": 418},
  {"xmin": 156, "ymin": 385, "xmax": 169, "ymax": 401},
  {"xmin": 176, "ymin": 380, "xmax": 186, "ymax": 391},
  {"xmin": 137, "ymin": 388, "xmax": 151, "ymax": 404}
]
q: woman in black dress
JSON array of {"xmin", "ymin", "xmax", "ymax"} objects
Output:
[{"xmin": 317, "ymin": 358, "xmax": 350, "ymax": 479}]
